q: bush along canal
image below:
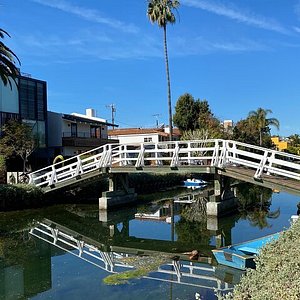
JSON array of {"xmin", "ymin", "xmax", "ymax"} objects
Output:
[{"xmin": 0, "ymin": 182, "xmax": 299, "ymax": 299}]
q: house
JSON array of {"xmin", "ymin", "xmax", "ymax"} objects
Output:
[
  {"xmin": 108, "ymin": 127, "xmax": 181, "ymax": 144},
  {"xmin": 48, "ymin": 108, "xmax": 118, "ymax": 158},
  {"xmin": 271, "ymin": 136, "xmax": 290, "ymax": 151}
]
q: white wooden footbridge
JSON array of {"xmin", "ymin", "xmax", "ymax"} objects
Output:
[{"xmin": 28, "ymin": 139, "xmax": 300, "ymax": 195}]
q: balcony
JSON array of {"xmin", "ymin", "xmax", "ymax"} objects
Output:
[{"xmin": 62, "ymin": 132, "xmax": 118, "ymax": 148}]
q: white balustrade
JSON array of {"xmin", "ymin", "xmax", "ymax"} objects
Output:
[{"xmin": 28, "ymin": 139, "xmax": 300, "ymax": 189}]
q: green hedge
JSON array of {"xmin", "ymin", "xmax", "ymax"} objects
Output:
[
  {"xmin": 220, "ymin": 220, "xmax": 300, "ymax": 299},
  {"xmin": 0, "ymin": 184, "xmax": 44, "ymax": 211}
]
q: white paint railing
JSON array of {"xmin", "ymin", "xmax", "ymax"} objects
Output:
[
  {"xmin": 30, "ymin": 221, "xmax": 134, "ymax": 273},
  {"xmin": 28, "ymin": 139, "xmax": 300, "ymax": 189},
  {"xmin": 30, "ymin": 221, "xmax": 233, "ymax": 292}
]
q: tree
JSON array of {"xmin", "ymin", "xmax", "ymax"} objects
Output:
[
  {"xmin": 173, "ymin": 93, "xmax": 199, "ymax": 131},
  {"xmin": 248, "ymin": 108, "xmax": 280, "ymax": 146},
  {"xmin": 147, "ymin": 0, "xmax": 180, "ymax": 141},
  {"xmin": 0, "ymin": 120, "xmax": 36, "ymax": 173},
  {"xmin": 0, "ymin": 29, "xmax": 20, "ymax": 88},
  {"xmin": 173, "ymin": 93, "xmax": 221, "ymax": 134},
  {"xmin": 233, "ymin": 118, "xmax": 261, "ymax": 146},
  {"xmin": 289, "ymin": 134, "xmax": 300, "ymax": 146}
]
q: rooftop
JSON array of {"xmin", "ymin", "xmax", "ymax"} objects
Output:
[{"xmin": 108, "ymin": 127, "xmax": 180, "ymax": 137}]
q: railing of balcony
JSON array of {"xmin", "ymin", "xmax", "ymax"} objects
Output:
[{"xmin": 62, "ymin": 132, "xmax": 102, "ymax": 139}]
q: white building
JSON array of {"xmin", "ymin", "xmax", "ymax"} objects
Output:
[
  {"xmin": 108, "ymin": 127, "xmax": 181, "ymax": 144},
  {"xmin": 48, "ymin": 108, "xmax": 118, "ymax": 157}
]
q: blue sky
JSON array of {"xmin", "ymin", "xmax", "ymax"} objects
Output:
[{"xmin": 1, "ymin": 0, "xmax": 300, "ymax": 136}]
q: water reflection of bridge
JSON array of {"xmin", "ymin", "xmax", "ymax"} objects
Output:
[{"xmin": 29, "ymin": 219, "xmax": 241, "ymax": 293}]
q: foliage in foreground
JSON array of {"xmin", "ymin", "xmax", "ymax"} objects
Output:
[
  {"xmin": 0, "ymin": 184, "xmax": 44, "ymax": 210},
  {"xmin": 220, "ymin": 220, "xmax": 300, "ymax": 299},
  {"xmin": 103, "ymin": 255, "xmax": 168, "ymax": 285}
]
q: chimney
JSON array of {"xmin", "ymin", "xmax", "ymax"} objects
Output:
[{"xmin": 86, "ymin": 108, "xmax": 96, "ymax": 118}]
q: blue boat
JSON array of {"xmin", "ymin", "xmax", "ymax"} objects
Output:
[
  {"xmin": 184, "ymin": 178, "xmax": 207, "ymax": 187},
  {"xmin": 212, "ymin": 232, "xmax": 280, "ymax": 270}
]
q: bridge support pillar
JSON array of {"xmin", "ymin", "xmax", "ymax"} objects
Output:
[
  {"xmin": 99, "ymin": 173, "xmax": 137, "ymax": 210},
  {"xmin": 207, "ymin": 173, "xmax": 237, "ymax": 216}
]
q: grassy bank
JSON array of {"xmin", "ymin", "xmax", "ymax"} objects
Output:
[
  {"xmin": 221, "ymin": 220, "xmax": 300, "ymax": 299},
  {"xmin": 0, "ymin": 184, "xmax": 44, "ymax": 211}
]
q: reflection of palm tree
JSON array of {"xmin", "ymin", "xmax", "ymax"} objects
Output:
[
  {"xmin": 236, "ymin": 183, "xmax": 280, "ymax": 229},
  {"xmin": 247, "ymin": 207, "xmax": 280, "ymax": 229},
  {"xmin": 248, "ymin": 108, "xmax": 280, "ymax": 146}
]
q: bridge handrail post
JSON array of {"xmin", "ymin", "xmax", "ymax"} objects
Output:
[
  {"xmin": 186, "ymin": 141, "xmax": 190, "ymax": 165},
  {"xmin": 49, "ymin": 165, "xmax": 57, "ymax": 186},
  {"xmin": 154, "ymin": 143, "xmax": 159, "ymax": 166},
  {"xmin": 254, "ymin": 149, "xmax": 270, "ymax": 179},
  {"xmin": 124, "ymin": 144, "xmax": 128, "ymax": 166},
  {"xmin": 135, "ymin": 143, "xmax": 145, "ymax": 167},
  {"xmin": 170, "ymin": 141, "xmax": 180, "ymax": 167},
  {"xmin": 211, "ymin": 140, "xmax": 220, "ymax": 166},
  {"xmin": 107, "ymin": 144, "xmax": 113, "ymax": 167},
  {"xmin": 75, "ymin": 156, "xmax": 83, "ymax": 176},
  {"xmin": 218, "ymin": 140, "xmax": 228, "ymax": 167}
]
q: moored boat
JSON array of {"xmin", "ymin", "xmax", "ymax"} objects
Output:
[
  {"xmin": 212, "ymin": 232, "xmax": 280, "ymax": 270},
  {"xmin": 184, "ymin": 178, "xmax": 207, "ymax": 187}
]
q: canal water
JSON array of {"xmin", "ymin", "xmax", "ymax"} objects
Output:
[{"xmin": 0, "ymin": 183, "xmax": 299, "ymax": 300}]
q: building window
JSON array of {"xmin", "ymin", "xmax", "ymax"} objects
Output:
[
  {"xmin": 90, "ymin": 126, "xmax": 101, "ymax": 138},
  {"xmin": 144, "ymin": 137, "xmax": 152, "ymax": 142},
  {"xmin": 71, "ymin": 123, "xmax": 77, "ymax": 137},
  {"xmin": 19, "ymin": 77, "xmax": 47, "ymax": 121}
]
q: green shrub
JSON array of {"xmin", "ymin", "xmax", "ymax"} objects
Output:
[
  {"xmin": 0, "ymin": 155, "xmax": 5, "ymax": 172},
  {"xmin": 220, "ymin": 220, "xmax": 300, "ymax": 299},
  {"xmin": 0, "ymin": 184, "xmax": 44, "ymax": 210}
]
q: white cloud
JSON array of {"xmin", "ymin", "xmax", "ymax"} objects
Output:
[
  {"xmin": 181, "ymin": 0, "xmax": 289, "ymax": 34},
  {"xmin": 15, "ymin": 30, "xmax": 162, "ymax": 63},
  {"xmin": 295, "ymin": 1, "xmax": 300, "ymax": 18},
  {"xmin": 31, "ymin": 0, "xmax": 139, "ymax": 34},
  {"xmin": 293, "ymin": 26, "xmax": 300, "ymax": 33},
  {"xmin": 170, "ymin": 36, "xmax": 269, "ymax": 56}
]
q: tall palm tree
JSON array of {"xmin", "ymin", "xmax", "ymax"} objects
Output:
[
  {"xmin": 147, "ymin": 0, "xmax": 179, "ymax": 141},
  {"xmin": 248, "ymin": 107, "xmax": 280, "ymax": 146},
  {"xmin": 0, "ymin": 29, "xmax": 20, "ymax": 89}
]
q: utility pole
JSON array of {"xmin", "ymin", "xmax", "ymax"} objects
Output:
[
  {"xmin": 152, "ymin": 114, "xmax": 161, "ymax": 128},
  {"xmin": 106, "ymin": 104, "xmax": 116, "ymax": 129}
]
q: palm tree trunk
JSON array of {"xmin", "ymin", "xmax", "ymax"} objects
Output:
[
  {"xmin": 163, "ymin": 24, "xmax": 173, "ymax": 141},
  {"xmin": 259, "ymin": 129, "xmax": 262, "ymax": 146}
]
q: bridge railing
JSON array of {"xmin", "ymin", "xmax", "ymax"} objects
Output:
[
  {"xmin": 223, "ymin": 140, "xmax": 300, "ymax": 180},
  {"xmin": 110, "ymin": 139, "xmax": 222, "ymax": 167},
  {"xmin": 28, "ymin": 139, "xmax": 300, "ymax": 189}
]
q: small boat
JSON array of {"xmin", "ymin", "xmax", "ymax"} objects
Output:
[
  {"xmin": 184, "ymin": 178, "xmax": 207, "ymax": 187},
  {"xmin": 212, "ymin": 232, "xmax": 280, "ymax": 270}
]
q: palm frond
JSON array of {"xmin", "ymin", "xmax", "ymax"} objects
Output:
[{"xmin": 0, "ymin": 28, "xmax": 20, "ymax": 88}]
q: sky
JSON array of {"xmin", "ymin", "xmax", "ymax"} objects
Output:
[{"xmin": 1, "ymin": 0, "xmax": 300, "ymax": 136}]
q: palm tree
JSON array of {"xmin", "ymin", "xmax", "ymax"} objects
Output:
[
  {"xmin": 289, "ymin": 134, "xmax": 300, "ymax": 146},
  {"xmin": 0, "ymin": 29, "xmax": 20, "ymax": 89},
  {"xmin": 248, "ymin": 108, "xmax": 280, "ymax": 146},
  {"xmin": 147, "ymin": 0, "xmax": 179, "ymax": 141}
]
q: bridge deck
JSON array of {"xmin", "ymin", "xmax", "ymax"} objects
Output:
[{"xmin": 220, "ymin": 166, "xmax": 300, "ymax": 196}]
